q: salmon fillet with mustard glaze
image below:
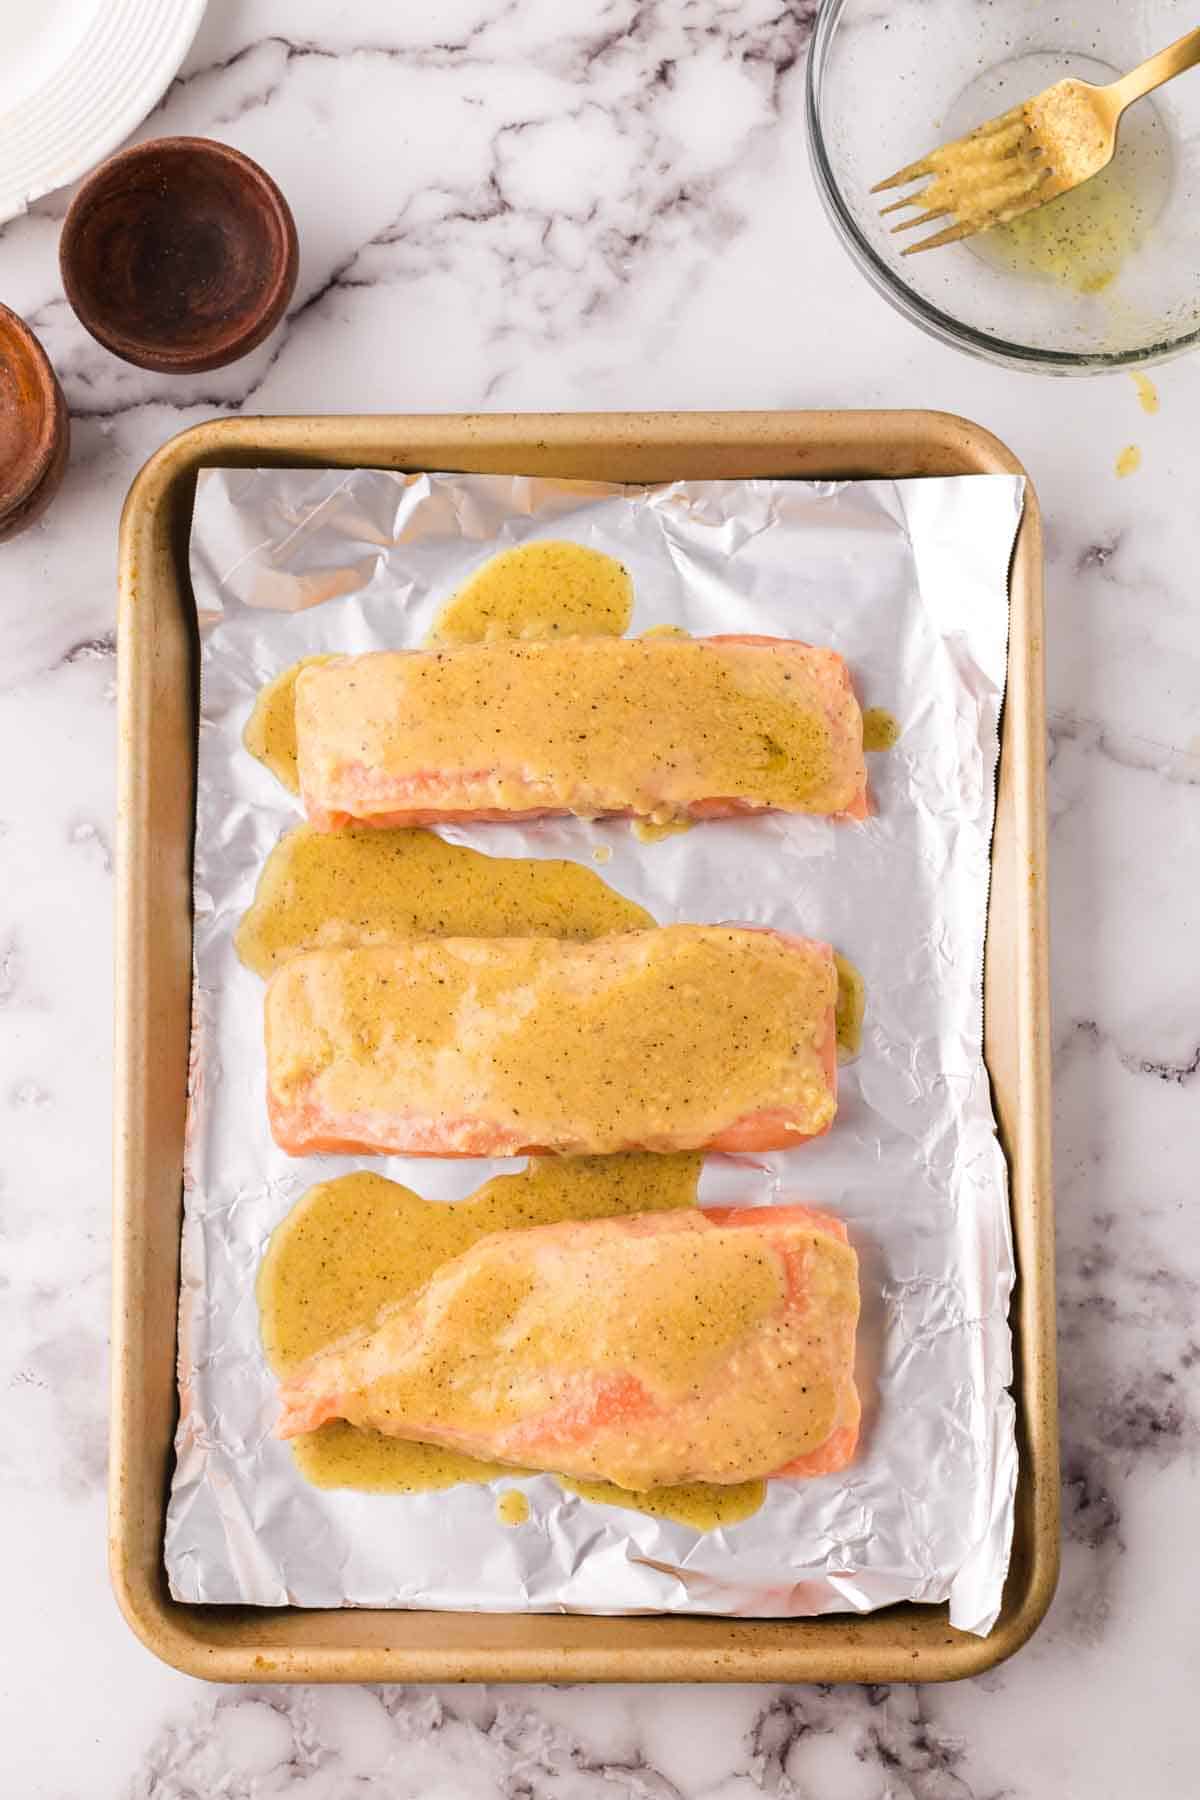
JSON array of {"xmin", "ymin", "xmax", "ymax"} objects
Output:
[
  {"xmin": 294, "ymin": 634, "xmax": 867, "ymax": 830},
  {"xmin": 275, "ymin": 1204, "xmax": 861, "ymax": 1488},
  {"xmin": 265, "ymin": 924, "xmax": 838, "ymax": 1159}
]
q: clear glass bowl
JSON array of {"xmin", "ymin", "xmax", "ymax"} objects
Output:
[{"xmin": 807, "ymin": 0, "xmax": 1200, "ymax": 371}]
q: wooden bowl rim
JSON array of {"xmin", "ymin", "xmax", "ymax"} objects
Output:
[
  {"xmin": 0, "ymin": 302, "xmax": 67, "ymax": 523},
  {"xmin": 59, "ymin": 135, "xmax": 299, "ymax": 374}
]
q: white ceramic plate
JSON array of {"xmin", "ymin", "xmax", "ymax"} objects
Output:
[{"xmin": 0, "ymin": 0, "xmax": 208, "ymax": 226}]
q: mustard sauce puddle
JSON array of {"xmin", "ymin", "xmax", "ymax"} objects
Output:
[
  {"xmin": 497, "ymin": 1490, "xmax": 530, "ymax": 1527},
  {"xmin": 239, "ymin": 826, "xmax": 865, "ymax": 1070},
  {"xmin": 862, "ymin": 708, "xmax": 900, "ymax": 752},
  {"xmin": 259, "ymin": 1158, "xmax": 762, "ymax": 1526},
  {"xmin": 983, "ymin": 166, "xmax": 1146, "ymax": 295},
  {"xmin": 243, "ymin": 655, "xmax": 334, "ymax": 794},
  {"xmin": 426, "ymin": 539, "xmax": 633, "ymax": 646},
  {"xmin": 564, "ymin": 1476, "xmax": 764, "ymax": 1529},
  {"xmin": 834, "ymin": 953, "xmax": 865, "ymax": 1063},
  {"xmin": 632, "ymin": 818, "xmax": 694, "ymax": 843},
  {"xmin": 236, "ymin": 823, "xmax": 652, "ymax": 976}
]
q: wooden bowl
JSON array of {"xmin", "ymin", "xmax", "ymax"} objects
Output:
[
  {"xmin": 60, "ymin": 137, "xmax": 299, "ymax": 374},
  {"xmin": 0, "ymin": 304, "xmax": 69, "ymax": 543}
]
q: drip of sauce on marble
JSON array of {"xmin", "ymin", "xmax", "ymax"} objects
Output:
[
  {"xmin": 1131, "ymin": 372, "xmax": 1159, "ymax": 415},
  {"xmin": 1116, "ymin": 445, "xmax": 1142, "ymax": 478}
]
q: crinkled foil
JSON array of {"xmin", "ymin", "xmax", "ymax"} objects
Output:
[{"xmin": 165, "ymin": 468, "xmax": 1023, "ymax": 1635}]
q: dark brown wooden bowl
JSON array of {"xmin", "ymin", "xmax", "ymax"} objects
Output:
[
  {"xmin": 0, "ymin": 304, "xmax": 69, "ymax": 543},
  {"xmin": 59, "ymin": 137, "xmax": 299, "ymax": 375}
]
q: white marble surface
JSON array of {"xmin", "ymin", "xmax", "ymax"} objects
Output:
[{"xmin": 0, "ymin": 2, "xmax": 1197, "ymax": 1794}]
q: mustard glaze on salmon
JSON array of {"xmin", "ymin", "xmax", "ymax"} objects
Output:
[
  {"xmin": 265, "ymin": 924, "xmax": 838, "ymax": 1159},
  {"xmin": 275, "ymin": 1204, "xmax": 861, "ymax": 1489},
  {"xmin": 294, "ymin": 634, "xmax": 867, "ymax": 830}
]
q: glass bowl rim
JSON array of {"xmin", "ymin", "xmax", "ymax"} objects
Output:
[{"xmin": 804, "ymin": 0, "xmax": 1200, "ymax": 374}]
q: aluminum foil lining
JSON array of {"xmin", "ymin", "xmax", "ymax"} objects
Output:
[{"xmin": 166, "ymin": 468, "xmax": 1023, "ymax": 1635}]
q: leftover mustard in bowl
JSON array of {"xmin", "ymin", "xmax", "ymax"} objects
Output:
[{"xmin": 807, "ymin": 0, "xmax": 1200, "ymax": 371}]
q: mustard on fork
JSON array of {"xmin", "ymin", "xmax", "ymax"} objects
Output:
[{"xmin": 873, "ymin": 27, "xmax": 1200, "ymax": 255}]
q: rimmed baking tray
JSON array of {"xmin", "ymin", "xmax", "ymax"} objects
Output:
[{"xmin": 113, "ymin": 410, "xmax": 1057, "ymax": 1683}]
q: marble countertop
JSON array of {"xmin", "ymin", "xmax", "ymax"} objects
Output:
[{"xmin": 1, "ymin": 3, "xmax": 1196, "ymax": 1795}]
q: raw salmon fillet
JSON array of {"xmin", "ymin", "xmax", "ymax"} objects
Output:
[
  {"xmin": 265, "ymin": 924, "xmax": 838, "ymax": 1158},
  {"xmin": 294, "ymin": 634, "xmax": 867, "ymax": 830},
  {"xmin": 275, "ymin": 1204, "xmax": 861, "ymax": 1488}
]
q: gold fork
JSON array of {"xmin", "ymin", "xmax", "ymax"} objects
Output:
[{"xmin": 873, "ymin": 26, "xmax": 1200, "ymax": 255}]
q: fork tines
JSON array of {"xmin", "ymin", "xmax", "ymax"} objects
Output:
[{"xmin": 871, "ymin": 106, "xmax": 1047, "ymax": 255}]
